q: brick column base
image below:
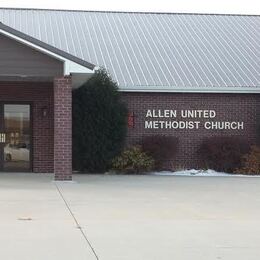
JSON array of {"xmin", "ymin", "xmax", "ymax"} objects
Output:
[{"xmin": 54, "ymin": 76, "xmax": 72, "ymax": 181}]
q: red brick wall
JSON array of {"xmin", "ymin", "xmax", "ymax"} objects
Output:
[
  {"xmin": 121, "ymin": 92, "xmax": 260, "ymax": 170},
  {"xmin": 0, "ymin": 82, "xmax": 54, "ymax": 172},
  {"xmin": 53, "ymin": 77, "xmax": 72, "ymax": 180}
]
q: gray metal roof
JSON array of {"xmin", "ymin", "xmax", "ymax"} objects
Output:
[
  {"xmin": 0, "ymin": 22, "xmax": 95, "ymax": 70},
  {"xmin": 0, "ymin": 8, "xmax": 259, "ymax": 90}
]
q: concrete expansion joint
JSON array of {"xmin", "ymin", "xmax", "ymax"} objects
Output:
[
  {"xmin": 54, "ymin": 182, "xmax": 99, "ymax": 260},
  {"xmin": 52, "ymin": 180, "xmax": 77, "ymax": 184}
]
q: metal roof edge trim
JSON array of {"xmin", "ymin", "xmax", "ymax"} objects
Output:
[{"xmin": 119, "ymin": 86, "xmax": 260, "ymax": 94}]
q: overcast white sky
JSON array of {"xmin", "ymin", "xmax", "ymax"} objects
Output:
[{"xmin": 0, "ymin": 0, "xmax": 259, "ymax": 15}]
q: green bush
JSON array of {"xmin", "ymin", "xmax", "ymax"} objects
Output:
[
  {"xmin": 72, "ymin": 69, "xmax": 128, "ymax": 173},
  {"xmin": 235, "ymin": 146, "xmax": 260, "ymax": 175},
  {"xmin": 141, "ymin": 135, "xmax": 179, "ymax": 170},
  {"xmin": 112, "ymin": 146, "xmax": 154, "ymax": 174}
]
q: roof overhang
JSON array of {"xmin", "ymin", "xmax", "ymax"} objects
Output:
[
  {"xmin": 0, "ymin": 22, "xmax": 97, "ymax": 79},
  {"xmin": 119, "ymin": 85, "xmax": 260, "ymax": 94}
]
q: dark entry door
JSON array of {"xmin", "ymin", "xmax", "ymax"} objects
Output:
[{"xmin": 0, "ymin": 104, "xmax": 31, "ymax": 172}]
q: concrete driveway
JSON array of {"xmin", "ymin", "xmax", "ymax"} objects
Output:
[{"xmin": 0, "ymin": 173, "xmax": 260, "ymax": 260}]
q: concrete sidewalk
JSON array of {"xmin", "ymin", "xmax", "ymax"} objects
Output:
[
  {"xmin": 0, "ymin": 173, "xmax": 96, "ymax": 260},
  {"xmin": 0, "ymin": 173, "xmax": 260, "ymax": 260}
]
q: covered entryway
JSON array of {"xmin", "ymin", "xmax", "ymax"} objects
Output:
[{"xmin": 0, "ymin": 22, "xmax": 95, "ymax": 180}]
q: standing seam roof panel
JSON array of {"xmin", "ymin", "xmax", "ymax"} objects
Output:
[{"xmin": 0, "ymin": 8, "xmax": 259, "ymax": 88}]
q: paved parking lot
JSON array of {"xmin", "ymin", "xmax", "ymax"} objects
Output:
[{"xmin": 0, "ymin": 173, "xmax": 260, "ymax": 260}]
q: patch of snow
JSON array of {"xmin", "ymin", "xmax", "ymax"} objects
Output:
[{"xmin": 151, "ymin": 169, "xmax": 260, "ymax": 177}]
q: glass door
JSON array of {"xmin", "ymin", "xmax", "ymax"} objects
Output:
[{"xmin": 0, "ymin": 104, "xmax": 31, "ymax": 172}]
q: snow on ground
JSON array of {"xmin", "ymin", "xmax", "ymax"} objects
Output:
[{"xmin": 151, "ymin": 169, "xmax": 260, "ymax": 177}]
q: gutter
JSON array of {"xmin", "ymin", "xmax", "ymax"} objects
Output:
[{"xmin": 118, "ymin": 86, "xmax": 260, "ymax": 94}]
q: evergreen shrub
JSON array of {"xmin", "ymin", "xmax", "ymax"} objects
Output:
[{"xmin": 72, "ymin": 69, "xmax": 128, "ymax": 173}]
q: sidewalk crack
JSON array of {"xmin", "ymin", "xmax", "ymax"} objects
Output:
[{"xmin": 54, "ymin": 183, "xmax": 99, "ymax": 260}]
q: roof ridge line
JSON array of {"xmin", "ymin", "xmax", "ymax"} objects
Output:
[{"xmin": 0, "ymin": 7, "xmax": 259, "ymax": 17}]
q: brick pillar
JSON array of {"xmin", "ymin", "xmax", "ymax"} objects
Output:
[{"xmin": 53, "ymin": 76, "xmax": 72, "ymax": 180}]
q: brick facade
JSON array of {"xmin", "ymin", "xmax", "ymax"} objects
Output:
[
  {"xmin": 122, "ymin": 92, "xmax": 260, "ymax": 170},
  {"xmin": 0, "ymin": 81, "xmax": 54, "ymax": 172},
  {"xmin": 54, "ymin": 77, "xmax": 72, "ymax": 180},
  {"xmin": 0, "ymin": 81, "xmax": 258, "ymax": 176},
  {"xmin": 0, "ymin": 78, "xmax": 73, "ymax": 180}
]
